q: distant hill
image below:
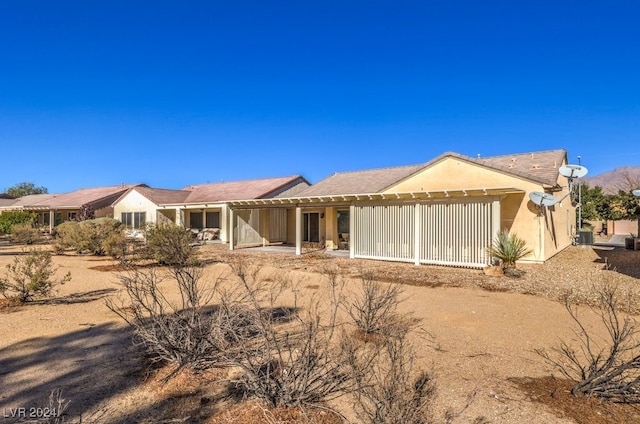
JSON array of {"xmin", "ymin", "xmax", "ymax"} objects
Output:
[{"xmin": 583, "ymin": 166, "xmax": 640, "ymax": 194}]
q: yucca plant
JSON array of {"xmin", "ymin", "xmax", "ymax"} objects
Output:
[{"xmin": 488, "ymin": 229, "xmax": 532, "ymax": 270}]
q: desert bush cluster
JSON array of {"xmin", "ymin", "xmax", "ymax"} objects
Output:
[
  {"xmin": 0, "ymin": 248, "xmax": 71, "ymax": 303},
  {"xmin": 53, "ymin": 220, "xmax": 197, "ymax": 268},
  {"xmin": 108, "ymin": 251, "xmax": 439, "ymax": 422},
  {"xmin": 54, "ymin": 218, "xmax": 124, "ymax": 256},
  {"xmin": 538, "ymin": 285, "xmax": 640, "ymax": 403}
]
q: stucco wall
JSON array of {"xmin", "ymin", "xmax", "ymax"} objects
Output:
[
  {"xmin": 383, "ymin": 157, "xmax": 575, "ymax": 263},
  {"xmin": 112, "ymin": 190, "xmax": 159, "ymax": 225}
]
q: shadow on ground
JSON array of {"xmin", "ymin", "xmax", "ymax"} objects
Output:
[
  {"xmin": 31, "ymin": 288, "xmax": 118, "ymax": 306},
  {"xmin": 593, "ymin": 246, "xmax": 640, "ymax": 280},
  {"xmin": 0, "ymin": 318, "xmax": 209, "ymax": 423}
]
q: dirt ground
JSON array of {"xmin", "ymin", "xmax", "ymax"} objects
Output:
[{"xmin": 1, "ymin": 241, "xmax": 640, "ymax": 423}]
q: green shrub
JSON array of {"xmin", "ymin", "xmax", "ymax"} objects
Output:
[
  {"xmin": 0, "ymin": 211, "xmax": 37, "ymax": 235},
  {"xmin": 0, "ymin": 249, "xmax": 71, "ymax": 302},
  {"xmin": 488, "ymin": 229, "xmax": 532, "ymax": 269},
  {"xmin": 10, "ymin": 223, "xmax": 41, "ymax": 245},
  {"xmin": 144, "ymin": 223, "xmax": 197, "ymax": 267},
  {"xmin": 54, "ymin": 218, "xmax": 123, "ymax": 255},
  {"xmin": 102, "ymin": 230, "xmax": 135, "ymax": 263}
]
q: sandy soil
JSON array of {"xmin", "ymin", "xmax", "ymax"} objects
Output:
[{"xmin": 1, "ymin": 242, "xmax": 639, "ymax": 423}]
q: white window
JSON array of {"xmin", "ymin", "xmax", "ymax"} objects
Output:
[
  {"xmin": 121, "ymin": 212, "xmax": 132, "ymax": 227},
  {"xmin": 134, "ymin": 212, "xmax": 146, "ymax": 229},
  {"xmin": 121, "ymin": 212, "xmax": 146, "ymax": 229}
]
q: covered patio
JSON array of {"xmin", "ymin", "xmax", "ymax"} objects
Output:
[{"xmin": 227, "ymin": 187, "xmax": 519, "ymax": 268}]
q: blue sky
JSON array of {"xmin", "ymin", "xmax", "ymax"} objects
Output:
[{"xmin": 1, "ymin": 1, "xmax": 639, "ymax": 193}]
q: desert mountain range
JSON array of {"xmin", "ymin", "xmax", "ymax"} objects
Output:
[{"xmin": 583, "ymin": 166, "xmax": 640, "ymax": 194}]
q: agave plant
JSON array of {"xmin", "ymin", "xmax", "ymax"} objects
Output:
[{"xmin": 488, "ymin": 229, "xmax": 532, "ymax": 269}]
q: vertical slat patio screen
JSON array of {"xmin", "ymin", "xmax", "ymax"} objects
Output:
[
  {"xmin": 420, "ymin": 200, "xmax": 492, "ymax": 267},
  {"xmin": 269, "ymin": 208, "xmax": 287, "ymax": 242},
  {"xmin": 235, "ymin": 209, "xmax": 262, "ymax": 245},
  {"xmin": 353, "ymin": 204, "xmax": 415, "ymax": 261},
  {"xmin": 353, "ymin": 200, "xmax": 493, "ymax": 268}
]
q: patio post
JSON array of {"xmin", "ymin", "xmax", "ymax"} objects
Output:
[
  {"xmin": 229, "ymin": 208, "xmax": 235, "ymax": 251},
  {"xmin": 295, "ymin": 206, "xmax": 302, "ymax": 255}
]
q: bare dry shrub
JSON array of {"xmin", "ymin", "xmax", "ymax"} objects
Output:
[
  {"xmin": 106, "ymin": 265, "xmax": 230, "ymax": 376},
  {"xmin": 347, "ymin": 270, "xmax": 405, "ymax": 336},
  {"xmin": 342, "ymin": 320, "xmax": 436, "ymax": 424},
  {"xmin": 0, "ymin": 248, "xmax": 71, "ymax": 302},
  {"xmin": 224, "ymin": 257, "xmax": 354, "ymax": 411},
  {"xmin": 537, "ymin": 285, "xmax": 640, "ymax": 402},
  {"xmin": 43, "ymin": 388, "xmax": 71, "ymax": 424},
  {"xmin": 10, "ymin": 222, "xmax": 41, "ymax": 244}
]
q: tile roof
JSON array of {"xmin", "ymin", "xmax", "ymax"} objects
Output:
[
  {"xmin": 474, "ymin": 149, "xmax": 567, "ymax": 186},
  {"xmin": 4, "ymin": 194, "xmax": 58, "ymax": 208},
  {"xmin": 179, "ymin": 176, "xmax": 307, "ymax": 204},
  {"xmin": 297, "ymin": 149, "xmax": 567, "ymax": 197},
  {"xmin": 134, "ymin": 186, "xmax": 191, "ymax": 205},
  {"xmin": 297, "ymin": 164, "xmax": 426, "ymax": 196},
  {"xmin": 42, "ymin": 184, "xmax": 142, "ymax": 208}
]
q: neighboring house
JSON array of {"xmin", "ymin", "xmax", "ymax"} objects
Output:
[
  {"xmin": 0, "ymin": 186, "xmax": 142, "ymax": 231},
  {"xmin": 0, "ymin": 194, "xmax": 18, "ymax": 208},
  {"xmin": 112, "ymin": 175, "xmax": 310, "ymax": 243},
  {"xmin": 226, "ymin": 149, "xmax": 576, "ymax": 268}
]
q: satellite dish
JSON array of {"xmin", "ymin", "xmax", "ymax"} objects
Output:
[
  {"xmin": 529, "ymin": 191, "xmax": 559, "ymax": 207},
  {"xmin": 559, "ymin": 164, "xmax": 588, "ymax": 179},
  {"xmin": 633, "ymin": 189, "xmax": 640, "ymax": 198}
]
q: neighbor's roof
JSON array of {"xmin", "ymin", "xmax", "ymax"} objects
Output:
[
  {"xmin": 297, "ymin": 164, "xmax": 426, "ymax": 196},
  {"xmin": 3, "ymin": 194, "xmax": 58, "ymax": 208},
  {"xmin": 132, "ymin": 186, "xmax": 191, "ymax": 206},
  {"xmin": 0, "ymin": 198, "xmax": 17, "ymax": 207},
  {"xmin": 178, "ymin": 175, "xmax": 307, "ymax": 204},
  {"xmin": 40, "ymin": 184, "xmax": 143, "ymax": 208}
]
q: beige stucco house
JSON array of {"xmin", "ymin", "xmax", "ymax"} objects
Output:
[
  {"xmin": 0, "ymin": 185, "xmax": 140, "ymax": 232},
  {"xmin": 226, "ymin": 149, "xmax": 576, "ymax": 268},
  {"xmin": 112, "ymin": 175, "xmax": 310, "ymax": 243}
]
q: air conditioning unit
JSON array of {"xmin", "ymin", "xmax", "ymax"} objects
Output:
[{"xmin": 576, "ymin": 230, "xmax": 593, "ymax": 245}]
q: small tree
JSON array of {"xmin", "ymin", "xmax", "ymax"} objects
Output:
[
  {"xmin": 0, "ymin": 211, "xmax": 37, "ymax": 235},
  {"xmin": 0, "ymin": 249, "xmax": 71, "ymax": 302},
  {"xmin": 488, "ymin": 229, "xmax": 532, "ymax": 271},
  {"xmin": 5, "ymin": 182, "xmax": 48, "ymax": 198},
  {"xmin": 76, "ymin": 203, "xmax": 95, "ymax": 221}
]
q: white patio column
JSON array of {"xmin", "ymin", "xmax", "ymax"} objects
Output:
[
  {"xmin": 349, "ymin": 204, "xmax": 355, "ymax": 259},
  {"xmin": 491, "ymin": 198, "xmax": 502, "ymax": 260},
  {"xmin": 295, "ymin": 206, "xmax": 302, "ymax": 255},
  {"xmin": 175, "ymin": 208, "xmax": 183, "ymax": 226},
  {"xmin": 49, "ymin": 210, "xmax": 54, "ymax": 233},
  {"xmin": 414, "ymin": 203, "xmax": 421, "ymax": 266},
  {"xmin": 229, "ymin": 208, "xmax": 235, "ymax": 251},
  {"xmin": 220, "ymin": 207, "xmax": 228, "ymax": 243}
]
